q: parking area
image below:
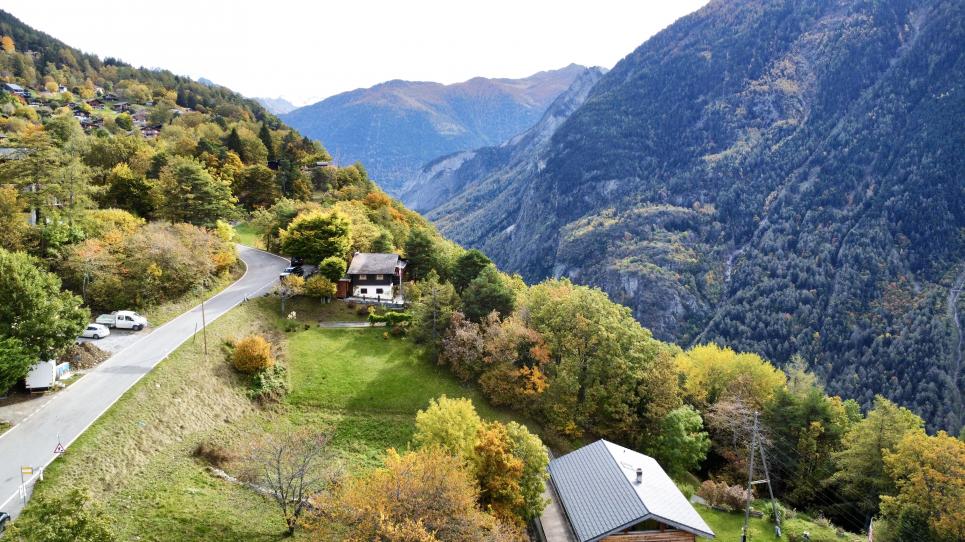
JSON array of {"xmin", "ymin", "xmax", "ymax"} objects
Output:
[
  {"xmin": 0, "ymin": 327, "xmax": 154, "ymax": 429},
  {"xmin": 77, "ymin": 327, "xmax": 154, "ymax": 355}
]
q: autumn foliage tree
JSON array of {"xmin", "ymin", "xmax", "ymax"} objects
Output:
[
  {"xmin": 473, "ymin": 422, "xmax": 525, "ymax": 525},
  {"xmin": 879, "ymin": 430, "xmax": 965, "ymax": 542},
  {"xmin": 309, "ymin": 447, "xmax": 521, "ymax": 542},
  {"xmin": 411, "ymin": 396, "xmax": 549, "ymax": 525},
  {"xmin": 278, "ymin": 210, "xmax": 350, "ymax": 266}
]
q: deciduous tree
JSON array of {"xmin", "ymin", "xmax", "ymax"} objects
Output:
[
  {"xmin": 647, "ymin": 405, "xmax": 710, "ymax": 477},
  {"xmin": 413, "ymin": 395, "xmax": 482, "ymax": 459},
  {"xmin": 304, "ymin": 274, "xmax": 336, "ymax": 303},
  {"xmin": 317, "ymin": 256, "xmax": 347, "ymax": 282},
  {"xmin": 309, "ymin": 448, "xmax": 520, "ymax": 542},
  {"xmin": 242, "ymin": 431, "xmax": 332, "ymax": 535},
  {"xmin": 0, "ymin": 248, "xmax": 88, "ymax": 360},
  {"xmin": 881, "ymin": 431, "xmax": 965, "ymax": 542},
  {"xmin": 0, "ymin": 336, "xmax": 33, "ymax": 396},
  {"xmin": 473, "ymin": 422, "xmax": 525, "ymax": 525},
  {"xmin": 278, "ymin": 210, "xmax": 350, "ymax": 265}
]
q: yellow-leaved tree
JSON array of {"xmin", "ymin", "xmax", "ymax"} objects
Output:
[{"xmin": 880, "ymin": 430, "xmax": 964, "ymax": 542}]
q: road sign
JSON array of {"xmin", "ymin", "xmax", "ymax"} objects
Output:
[
  {"xmin": 53, "ymin": 442, "xmax": 65, "ymax": 454},
  {"xmin": 21, "ymin": 466, "xmax": 32, "ymax": 476}
]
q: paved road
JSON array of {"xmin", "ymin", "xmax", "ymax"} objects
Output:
[{"xmin": 0, "ymin": 245, "xmax": 287, "ymax": 518}]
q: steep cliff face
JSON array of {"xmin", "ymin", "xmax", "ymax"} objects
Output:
[
  {"xmin": 401, "ymin": 66, "xmax": 606, "ymax": 213},
  {"xmin": 281, "ymin": 64, "xmax": 587, "ymax": 194},
  {"xmin": 430, "ymin": 0, "xmax": 965, "ymax": 431}
]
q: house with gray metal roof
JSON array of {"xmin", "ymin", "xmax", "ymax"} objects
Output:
[{"xmin": 546, "ymin": 440, "xmax": 714, "ymax": 542}]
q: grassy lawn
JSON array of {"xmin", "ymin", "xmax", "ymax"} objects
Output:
[
  {"xmin": 272, "ymin": 296, "xmax": 369, "ymax": 324},
  {"xmin": 698, "ymin": 504, "xmax": 860, "ymax": 542},
  {"xmin": 287, "ymin": 328, "xmax": 496, "ymax": 416},
  {"xmin": 233, "ymin": 221, "xmax": 264, "ymax": 249}
]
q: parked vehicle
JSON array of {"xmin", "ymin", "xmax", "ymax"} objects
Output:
[
  {"xmin": 290, "ymin": 256, "xmax": 304, "ymax": 266},
  {"xmin": 80, "ymin": 323, "xmax": 111, "ymax": 339},
  {"xmin": 25, "ymin": 360, "xmax": 56, "ymax": 391},
  {"xmin": 280, "ymin": 266, "xmax": 304, "ymax": 280},
  {"xmin": 0, "ymin": 511, "xmax": 10, "ymax": 534},
  {"xmin": 95, "ymin": 310, "xmax": 147, "ymax": 330}
]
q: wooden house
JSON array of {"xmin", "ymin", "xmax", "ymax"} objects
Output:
[
  {"xmin": 545, "ymin": 440, "xmax": 714, "ymax": 542},
  {"xmin": 343, "ymin": 252, "xmax": 406, "ymax": 302}
]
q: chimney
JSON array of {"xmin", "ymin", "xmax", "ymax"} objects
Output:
[{"xmin": 635, "ymin": 468, "xmax": 643, "ymax": 484}]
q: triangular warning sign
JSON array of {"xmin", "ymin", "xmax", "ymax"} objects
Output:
[{"xmin": 53, "ymin": 443, "xmax": 65, "ymax": 454}]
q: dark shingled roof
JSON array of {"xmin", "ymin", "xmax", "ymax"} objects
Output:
[
  {"xmin": 548, "ymin": 440, "xmax": 714, "ymax": 542},
  {"xmin": 347, "ymin": 252, "xmax": 403, "ymax": 275}
]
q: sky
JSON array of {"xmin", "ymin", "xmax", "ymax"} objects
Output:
[{"xmin": 3, "ymin": 0, "xmax": 708, "ymax": 106}]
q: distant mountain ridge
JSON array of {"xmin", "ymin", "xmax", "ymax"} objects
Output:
[
  {"xmin": 400, "ymin": 66, "xmax": 606, "ymax": 213},
  {"xmin": 280, "ymin": 64, "xmax": 587, "ymax": 194},
  {"xmin": 427, "ymin": 0, "xmax": 965, "ymax": 431},
  {"xmin": 255, "ymin": 96, "xmax": 297, "ymax": 115}
]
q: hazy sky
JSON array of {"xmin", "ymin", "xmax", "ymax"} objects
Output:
[{"xmin": 3, "ymin": 1, "xmax": 707, "ymax": 105}]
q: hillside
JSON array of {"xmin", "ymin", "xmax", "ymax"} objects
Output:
[
  {"xmin": 429, "ymin": 0, "xmax": 965, "ymax": 432},
  {"xmin": 281, "ymin": 64, "xmax": 587, "ymax": 194},
  {"xmin": 401, "ymin": 66, "xmax": 606, "ymax": 213}
]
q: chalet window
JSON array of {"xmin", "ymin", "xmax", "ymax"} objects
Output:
[
  {"xmin": 360, "ymin": 288, "xmax": 368, "ymax": 294},
  {"xmin": 376, "ymin": 288, "xmax": 384, "ymax": 294},
  {"xmin": 359, "ymin": 274, "xmax": 367, "ymax": 280},
  {"xmin": 376, "ymin": 274, "xmax": 384, "ymax": 280}
]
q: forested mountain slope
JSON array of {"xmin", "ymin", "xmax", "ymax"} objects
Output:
[
  {"xmin": 401, "ymin": 66, "xmax": 605, "ymax": 213},
  {"xmin": 431, "ymin": 0, "xmax": 965, "ymax": 432},
  {"xmin": 281, "ymin": 64, "xmax": 586, "ymax": 194}
]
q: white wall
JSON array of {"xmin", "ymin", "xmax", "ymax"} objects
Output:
[{"xmin": 353, "ymin": 284, "xmax": 394, "ymax": 300}]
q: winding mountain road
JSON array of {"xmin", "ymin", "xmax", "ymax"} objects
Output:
[{"xmin": 0, "ymin": 245, "xmax": 287, "ymax": 519}]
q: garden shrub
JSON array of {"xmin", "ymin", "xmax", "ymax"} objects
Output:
[
  {"xmin": 232, "ymin": 334, "xmax": 274, "ymax": 373},
  {"xmin": 248, "ymin": 363, "xmax": 288, "ymax": 403},
  {"xmin": 697, "ymin": 479, "xmax": 751, "ymax": 511}
]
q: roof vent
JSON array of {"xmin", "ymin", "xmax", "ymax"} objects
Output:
[{"xmin": 635, "ymin": 468, "xmax": 643, "ymax": 484}]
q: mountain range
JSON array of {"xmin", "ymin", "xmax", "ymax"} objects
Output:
[
  {"xmin": 400, "ymin": 66, "xmax": 606, "ymax": 213},
  {"xmin": 421, "ymin": 0, "xmax": 964, "ymax": 431},
  {"xmin": 255, "ymin": 96, "xmax": 297, "ymax": 115},
  {"xmin": 280, "ymin": 64, "xmax": 587, "ymax": 194}
]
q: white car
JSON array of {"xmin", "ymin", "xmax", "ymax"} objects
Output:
[{"xmin": 80, "ymin": 323, "xmax": 111, "ymax": 339}]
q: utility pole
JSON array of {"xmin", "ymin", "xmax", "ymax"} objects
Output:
[
  {"xmin": 759, "ymin": 435, "xmax": 781, "ymax": 537},
  {"xmin": 743, "ymin": 411, "xmax": 781, "ymax": 540},
  {"xmin": 742, "ymin": 412, "xmax": 759, "ymax": 542},
  {"xmin": 200, "ymin": 294, "xmax": 208, "ymax": 360}
]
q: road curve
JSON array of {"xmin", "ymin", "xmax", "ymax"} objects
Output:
[{"xmin": 0, "ymin": 245, "xmax": 288, "ymax": 518}]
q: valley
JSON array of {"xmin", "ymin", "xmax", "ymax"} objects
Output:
[{"xmin": 0, "ymin": 2, "xmax": 962, "ymax": 542}]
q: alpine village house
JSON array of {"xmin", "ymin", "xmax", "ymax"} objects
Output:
[{"xmin": 337, "ymin": 252, "xmax": 407, "ymax": 303}]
